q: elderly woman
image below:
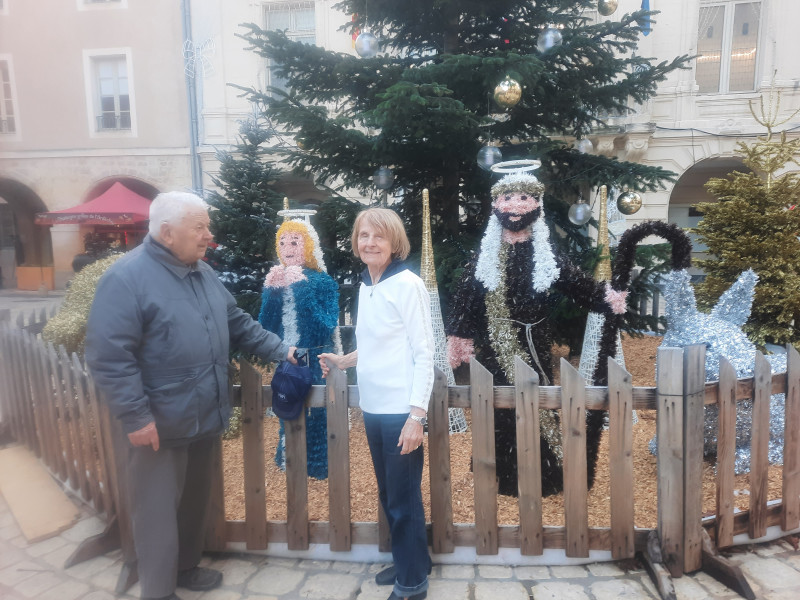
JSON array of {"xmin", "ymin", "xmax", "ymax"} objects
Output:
[{"xmin": 320, "ymin": 208, "xmax": 433, "ymax": 600}]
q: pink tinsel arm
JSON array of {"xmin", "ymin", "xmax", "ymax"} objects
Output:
[
  {"xmin": 604, "ymin": 282, "xmax": 628, "ymax": 315},
  {"xmin": 264, "ymin": 265, "xmax": 307, "ymax": 288},
  {"xmin": 447, "ymin": 335, "xmax": 474, "ymax": 368}
]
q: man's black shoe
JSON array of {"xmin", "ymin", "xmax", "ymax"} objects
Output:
[
  {"xmin": 375, "ymin": 563, "xmax": 432, "ymax": 586},
  {"xmin": 387, "ymin": 591, "xmax": 427, "ymax": 600},
  {"xmin": 176, "ymin": 566, "xmax": 223, "ymax": 591}
]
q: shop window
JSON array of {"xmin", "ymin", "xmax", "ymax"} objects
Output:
[
  {"xmin": 264, "ymin": 1, "xmax": 316, "ymax": 94},
  {"xmin": 696, "ymin": 1, "xmax": 761, "ymax": 93}
]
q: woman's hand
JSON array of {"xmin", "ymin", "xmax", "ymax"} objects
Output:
[
  {"xmin": 398, "ymin": 409, "xmax": 426, "ymax": 455},
  {"xmin": 319, "ymin": 352, "xmax": 342, "ymax": 378}
]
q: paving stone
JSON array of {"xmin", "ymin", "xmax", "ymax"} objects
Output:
[
  {"xmin": 673, "ymin": 574, "xmax": 720, "ymax": 600},
  {"xmin": 549, "ymin": 565, "xmax": 589, "ymax": 578},
  {"xmin": 244, "ymin": 596, "xmax": 279, "ymax": 600},
  {"xmin": 63, "ymin": 554, "xmax": 118, "ymax": 580},
  {"xmin": 735, "ymin": 552, "xmax": 800, "ymax": 590},
  {"xmin": 247, "ymin": 564, "xmax": 305, "ymax": 595},
  {"xmin": 15, "ymin": 570, "xmax": 62, "ymax": 597},
  {"xmin": 590, "ymin": 578, "xmax": 653, "ymax": 599},
  {"xmin": 513, "ymin": 565, "xmax": 550, "ymax": 581},
  {"xmin": 690, "ymin": 570, "xmax": 739, "ymax": 596},
  {"xmin": 0, "ymin": 509, "xmax": 17, "ymax": 528},
  {"xmin": 0, "ymin": 543, "xmax": 27, "ymax": 569},
  {"xmin": 267, "ymin": 557, "xmax": 301, "ymax": 568},
  {"xmin": 530, "ymin": 581, "xmax": 591, "ymax": 600},
  {"xmin": 586, "ymin": 562, "xmax": 625, "ymax": 577},
  {"xmin": 298, "ymin": 572, "xmax": 361, "ymax": 599},
  {"xmin": 783, "ymin": 552, "xmax": 800, "ymax": 570},
  {"xmin": 476, "ymin": 564, "xmax": 513, "ymax": 579},
  {"xmin": 331, "ymin": 560, "xmax": 367, "ymax": 574},
  {"xmin": 439, "ymin": 564, "xmax": 475, "ymax": 579},
  {"xmin": 197, "ymin": 589, "xmax": 243, "ymax": 600},
  {"xmin": 23, "ymin": 578, "xmax": 90, "ymax": 600},
  {"xmin": 87, "ymin": 564, "xmax": 123, "ymax": 593},
  {"xmin": 427, "ymin": 579, "xmax": 469, "ymax": 600},
  {"xmin": 209, "ymin": 557, "xmax": 259, "ymax": 586},
  {"xmin": 60, "ymin": 516, "xmax": 106, "ymax": 543},
  {"xmin": 366, "ymin": 562, "xmax": 392, "ymax": 574},
  {"xmin": 39, "ymin": 540, "xmax": 78, "ymax": 569},
  {"xmin": 81, "ymin": 592, "xmax": 116, "ymax": 600},
  {"xmin": 753, "ymin": 540, "xmax": 794, "ymax": 557},
  {"xmin": 474, "ymin": 580, "xmax": 529, "ymax": 600},
  {"xmin": 0, "ymin": 560, "xmax": 46, "ymax": 586},
  {"xmin": 355, "ymin": 580, "xmax": 388, "ymax": 600},
  {"xmin": 25, "ymin": 535, "xmax": 68, "ymax": 557}
]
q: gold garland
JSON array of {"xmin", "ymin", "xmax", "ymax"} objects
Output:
[{"xmin": 485, "ymin": 243, "xmax": 563, "ymax": 464}]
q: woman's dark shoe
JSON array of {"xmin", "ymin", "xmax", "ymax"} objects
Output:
[
  {"xmin": 176, "ymin": 566, "xmax": 223, "ymax": 591},
  {"xmin": 375, "ymin": 565, "xmax": 397, "ymax": 585},
  {"xmin": 387, "ymin": 591, "xmax": 427, "ymax": 600}
]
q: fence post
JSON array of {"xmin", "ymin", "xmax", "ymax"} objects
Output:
[
  {"xmin": 428, "ymin": 366, "xmax": 454, "ymax": 554},
  {"xmin": 560, "ymin": 358, "xmax": 589, "ymax": 558},
  {"xmin": 783, "ymin": 344, "xmax": 800, "ymax": 531},
  {"xmin": 514, "ymin": 357, "xmax": 542, "ymax": 556},
  {"xmin": 608, "ymin": 357, "xmax": 635, "ymax": 560},
  {"xmin": 470, "ymin": 358, "xmax": 498, "ymax": 555},
  {"xmin": 326, "ymin": 364, "xmax": 351, "ymax": 552},
  {"xmin": 241, "ymin": 359, "xmax": 267, "ymax": 550},
  {"xmin": 683, "ymin": 344, "xmax": 706, "ymax": 573},
  {"xmin": 656, "ymin": 346, "xmax": 684, "ymax": 577}
]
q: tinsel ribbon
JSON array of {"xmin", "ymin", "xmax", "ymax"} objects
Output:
[{"xmin": 486, "ymin": 243, "xmax": 563, "ymax": 463}]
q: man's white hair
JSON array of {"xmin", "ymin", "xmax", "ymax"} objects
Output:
[{"xmin": 149, "ymin": 191, "xmax": 209, "ymax": 237}]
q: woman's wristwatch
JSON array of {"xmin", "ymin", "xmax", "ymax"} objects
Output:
[{"xmin": 408, "ymin": 414, "xmax": 427, "ymax": 426}]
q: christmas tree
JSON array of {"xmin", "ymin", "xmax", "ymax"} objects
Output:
[
  {"xmin": 205, "ymin": 118, "xmax": 287, "ymax": 316},
  {"xmin": 236, "ymin": 0, "xmax": 690, "ymax": 340},
  {"xmin": 694, "ymin": 90, "xmax": 800, "ymax": 348}
]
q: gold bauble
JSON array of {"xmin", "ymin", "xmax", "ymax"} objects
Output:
[
  {"xmin": 598, "ymin": 0, "xmax": 619, "ymax": 17},
  {"xmin": 494, "ymin": 77, "xmax": 522, "ymax": 109},
  {"xmin": 616, "ymin": 190, "xmax": 643, "ymax": 215}
]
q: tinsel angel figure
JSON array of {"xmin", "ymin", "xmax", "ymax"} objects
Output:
[
  {"xmin": 259, "ymin": 217, "xmax": 339, "ymax": 480},
  {"xmin": 446, "ymin": 163, "xmax": 629, "ymax": 497}
]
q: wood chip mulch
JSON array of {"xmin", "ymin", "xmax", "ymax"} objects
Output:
[{"xmin": 222, "ymin": 334, "xmax": 784, "ymax": 528}]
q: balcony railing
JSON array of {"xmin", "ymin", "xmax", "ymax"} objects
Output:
[{"xmin": 96, "ymin": 113, "xmax": 131, "ymax": 131}]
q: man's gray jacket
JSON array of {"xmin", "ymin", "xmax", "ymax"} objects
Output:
[{"xmin": 85, "ymin": 235, "xmax": 289, "ymax": 446}]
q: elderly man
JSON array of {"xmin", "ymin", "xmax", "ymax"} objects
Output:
[{"xmin": 86, "ymin": 191, "xmax": 296, "ymax": 600}]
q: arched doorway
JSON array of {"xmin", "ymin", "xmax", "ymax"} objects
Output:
[
  {"xmin": 0, "ymin": 179, "xmax": 52, "ymax": 290},
  {"xmin": 668, "ymin": 157, "xmax": 752, "ymax": 278}
]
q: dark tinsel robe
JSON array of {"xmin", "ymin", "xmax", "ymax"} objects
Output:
[
  {"xmin": 259, "ymin": 268, "xmax": 339, "ymax": 480},
  {"xmin": 447, "ymin": 241, "xmax": 610, "ymax": 497}
]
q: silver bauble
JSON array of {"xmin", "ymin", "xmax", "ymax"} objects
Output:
[
  {"xmin": 536, "ymin": 26, "xmax": 563, "ymax": 53},
  {"xmin": 477, "ymin": 146, "xmax": 503, "ymax": 171},
  {"xmin": 354, "ymin": 32, "xmax": 379, "ymax": 58},
  {"xmin": 575, "ymin": 138, "xmax": 594, "ymax": 154},
  {"xmin": 616, "ymin": 190, "xmax": 643, "ymax": 215},
  {"xmin": 568, "ymin": 201, "xmax": 592, "ymax": 226},
  {"xmin": 373, "ymin": 166, "xmax": 394, "ymax": 190},
  {"xmin": 493, "ymin": 77, "xmax": 522, "ymax": 108},
  {"xmin": 598, "ymin": 0, "xmax": 619, "ymax": 17}
]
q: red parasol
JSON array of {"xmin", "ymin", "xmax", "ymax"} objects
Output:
[{"xmin": 35, "ymin": 182, "xmax": 152, "ymax": 226}]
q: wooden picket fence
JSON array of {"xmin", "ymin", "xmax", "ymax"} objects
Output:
[{"xmin": 1, "ymin": 309, "xmax": 799, "ymax": 599}]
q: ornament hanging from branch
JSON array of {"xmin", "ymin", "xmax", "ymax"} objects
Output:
[
  {"xmin": 372, "ymin": 166, "xmax": 394, "ymax": 190},
  {"xmin": 568, "ymin": 197, "xmax": 592, "ymax": 226},
  {"xmin": 493, "ymin": 77, "xmax": 522, "ymax": 109},
  {"xmin": 597, "ymin": 0, "xmax": 619, "ymax": 17},
  {"xmin": 616, "ymin": 189, "xmax": 643, "ymax": 215},
  {"xmin": 477, "ymin": 146, "xmax": 503, "ymax": 171},
  {"xmin": 536, "ymin": 25, "xmax": 563, "ymax": 53},
  {"xmin": 354, "ymin": 31, "xmax": 379, "ymax": 58}
]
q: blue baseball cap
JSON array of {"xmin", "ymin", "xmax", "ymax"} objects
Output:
[{"xmin": 270, "ymin": 353, "xmax": 312, "ymax": 421}]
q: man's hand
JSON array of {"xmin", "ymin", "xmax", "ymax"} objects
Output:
[
  {"xmin": 287, "ymin": 346, "xmax": 298, "ymax": 365},
  {"xmin": 128, "ymin": 421, "xmax": 159, "ymax": 451}
]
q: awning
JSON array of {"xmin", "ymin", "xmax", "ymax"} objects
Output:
[{"xmin": 35, "ymin": 182, "xmax": 152, "ymax": 226}]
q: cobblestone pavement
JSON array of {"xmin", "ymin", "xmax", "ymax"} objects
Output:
[
  {"xmin": 2, "ymin": 291, "xmax": 800, "ymax": 599},
  {"xmin": 1, "ymin": 495, "xmax": 799, "ymax": 600}
]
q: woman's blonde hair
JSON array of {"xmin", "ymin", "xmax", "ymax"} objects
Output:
[
  {"xmin": 351, "ymin": 208, "xmax": 410, "ymax": 261},
  {"xmin": 275, "ymin": 220, "xmax": 319, "ymax": 270}
]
